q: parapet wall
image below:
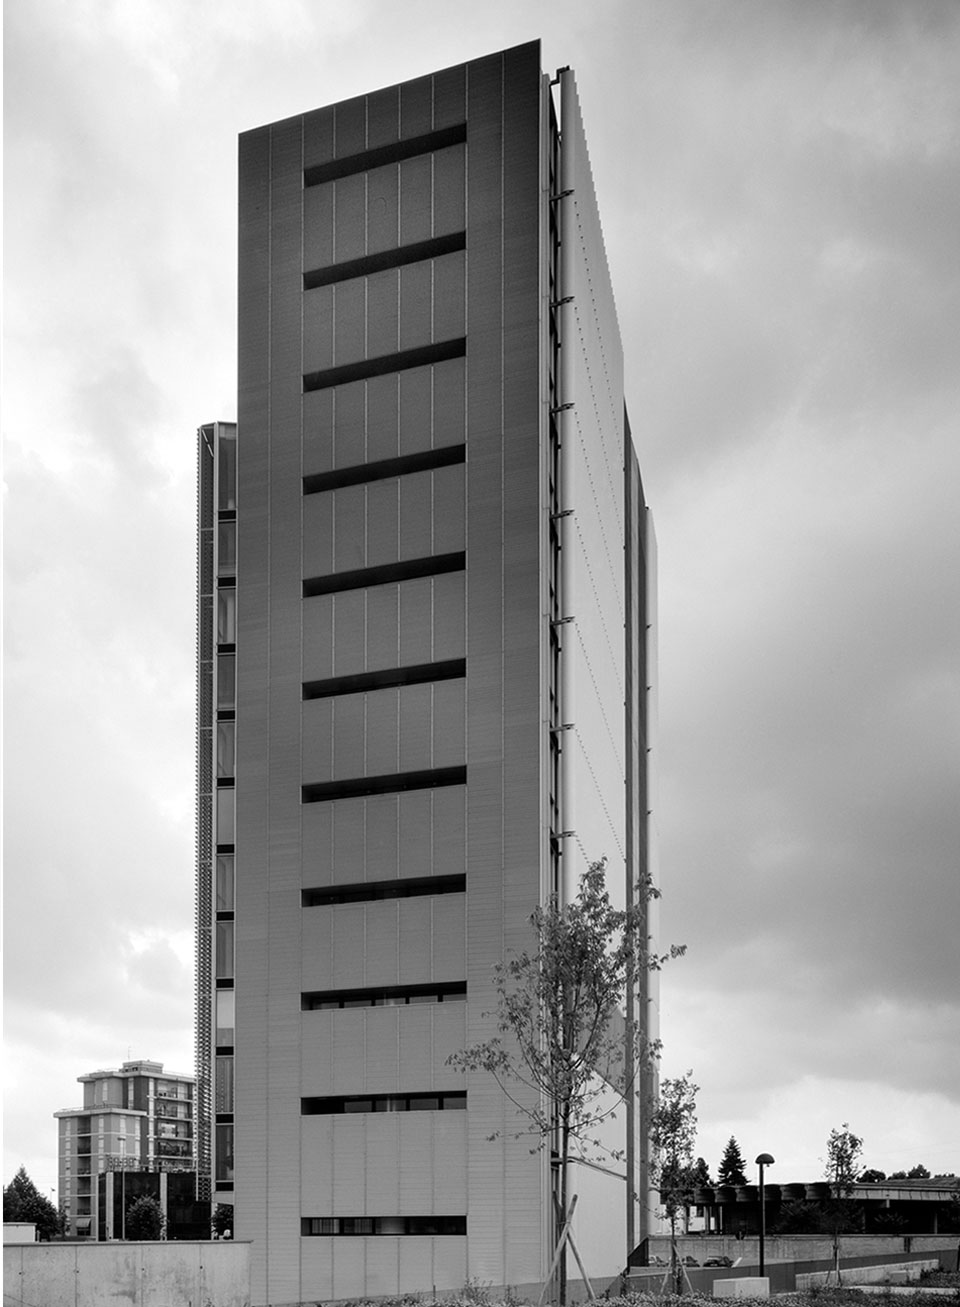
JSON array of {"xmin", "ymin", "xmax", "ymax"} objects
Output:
[{"xmin": 3, "ymin": 1239, "xmax": 250, "ymax": 1307}]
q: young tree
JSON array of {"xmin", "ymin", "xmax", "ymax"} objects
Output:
[
  {"xmin": 771, "ymin": 1199, "xmax": 826, "ymax": 1235},
  {"xmin": 124, "ymin": 1194, "xmax": 165, "ymax": 1240},
  {"xmin": 823, "ymin": 1123, "xmax": 864, "ymax": 1283},
  {"xmin": 717, "ymin": 1136, "xmax": 747, "ymax": 1186},
  {"xmin": 212, "ymin": 1202, "xmax": 234, "ymax": 1238},
  {"xmin": 448, "ymin": 859, "xmax": 681, "ymax": 1306},
  {"xmin": 691, "ymin": 1156, "xmax": 712, "ymax": 1187},
  {"xmin": 3, "ymin": 1166, "xmax": 61, "ymax": 1240},
  {"xmin": 826, "ymin": 1123, "xmax": 863, "ymax": 1191},
  {"xmin": 650, "ymin": 1073, "xmax": 699, "ymax": 1294}
]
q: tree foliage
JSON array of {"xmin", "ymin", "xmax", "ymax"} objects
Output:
[
  {"xmin": 717, "ymin": 1136, "xmax": 748, "ymax": 1186},
  {"xmin": 772, "ymin": 1199, "xmax": 828, "ymax": 1235},
  {"xmin": 448, "ymin": 858, "xmax": 681, "ymax": 1304},
  {"xmin": 651, "ymin": 1074, "xmax": 699, "ymax": 1293},
  {"xmin": 691, "ymin": 1156, "xmax": 712, "ymax": 1187},
  {"xmin": 826, "ymin": 1123, "xmax": 864, "ymax": 1194},
  {"xmin": 823, "ymin": 1123, "xmax": 865, "ymax": 1282},
  {"xmin": 651, "ymin": 1075, "xmax": 699, "ymax": 1220},
  {"xmin": 124, "ymin": 1195, "xmax": 165, "ymax": 1240},
  {"xmin": 3, "ymin": 1167, "xmax": 62, "ymax": 1240},
  {"xmin": 449, "ymin": 860, "xmax": 676, "ymax": 1157},
  {"xmin": 212, "ymin": 1203, "xmax": 234, "ymax": 1237},
  {"xmin": 859, "ymin": 1168, "xmax": 886, "ymax": 1183}
]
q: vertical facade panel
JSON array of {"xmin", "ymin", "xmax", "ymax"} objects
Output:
[
  {"xmin": 263, "ymin": 113, "xmax": 307, "ymax": 1307},
  {"xmin": 367, "ymin": 164, "xmax": 400, "ymax": 254},
  {"xmin": 398, "ymin": 365, "xmax": 433, "ymax": 452}
]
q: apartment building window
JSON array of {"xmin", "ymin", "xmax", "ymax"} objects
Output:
[
  {"xmin": 215, "ymin": 1057, "xmax": 234, "ymax": 1114},
  {"xmin": 217, "ymin": 722, "xmax": 236, "ymax": 780},
  {"xmin": 216, "ymin": 789, "xmax": 236, "ymax": 846},
  {"xmin": 215, "ymin": 991, "xmax": 235, "ymax": 1047},
  {"xmin": 217, "ymin": 655, "xmax": 236, "ymax": 710},
  {"xmin": 216, "ymin": 855, "xmax": 235, "ymax": 913},
  {"xmin": 217, "ymin": 431, "xmax": 236, "ymax": 512},
  {"xmin": 215, "ymin": 921, "xmax": 234, "ymax": 981},
  {"xmin": 215, "ymin": 1124, "xmax": 234, "ymax": 1183},
  {"xmin": 217, "ymin": 519, "xmax": 236, "ymax": 576},
  {"xmin": 217, "ymin": 588, "xmax": 236, "ymax": 645}
]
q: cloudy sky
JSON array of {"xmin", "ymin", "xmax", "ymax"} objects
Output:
[{"xmin": 5, "ymin": 0, "xmax": 959, "ymax": 1202}]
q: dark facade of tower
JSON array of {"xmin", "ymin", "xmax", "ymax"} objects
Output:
[{"xmin": 196, "ymin": 41, "xmax": 658, "ymax": 1303}]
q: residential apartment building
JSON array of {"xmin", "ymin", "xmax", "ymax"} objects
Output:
[
  {"xmin": 195, "ymin": 40, "xmax": 658, "ymax": 1302},
  {"xmin": 55, "ymin": 1060, "xmax": 195, "ymax": 1238}
]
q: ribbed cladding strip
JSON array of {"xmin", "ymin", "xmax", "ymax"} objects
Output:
[
  {"xmin": 302, "ymin": 657, "xmax": 466, "ymax": 700},
  {"xmin": 303, "ymin": 443, "xmax": 465, "ymax": 495},
  {"xmin": 302, "ymin": 551, "xmax": 465, "ymax": 598},
  {"xmin": 303, "ymin": 337, "xmax": 466, "ymax": 393},
  {"xmin": 304, "ymin": 231, "xmax": 466, "ymax": 290},
  {"xmin": 303, "ymin": 122, "xmax": 466, "ymax": 187},
  {"xmin": 301, "ymin": 764, "xmax": 466, "ymax": 803}
]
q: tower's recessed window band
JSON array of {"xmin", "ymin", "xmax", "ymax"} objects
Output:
[
  {"xmin": 301, "ymin": 1215, "xmax": 466, "ymax": 1237},
  {"xmin": 304, "ymin": 232, "xmax": 465, "ymax": 290},
  {"xmin": 303, "ymin": 444, "xmax": 465, "ymax": 495},
  {"xmin": 303, "ymin": 338, "xmax": 465, "ymax": 393},
  {"xmin": 303, "ymin": 553, "xmax": 465, "ymax": 599},
  {"xmin": 303, "ymin": 122, "xmax": 466, "ymax": 187},
  {"xmin": 303, "ymin": 659, "xmax": 465, "ymax": 701},
  {"xmin": 302, "ymin": 874, "xmax": 465, "ymax": 907},
  {"xmin": 302, "ymin": 1092, "xmax": 466, "ymax": 1114},
  {"xmin": 302, "ymin": 982, "xmax": 466, "ymax": 1010},
  {"xmin": 302, "ymin": 766, "xmax": 466, "ymax": 804}
]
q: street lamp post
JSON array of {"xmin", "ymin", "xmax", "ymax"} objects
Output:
[{"xmin": 755, "ymin": 1153, "xmax": 775, "ymax": 1277}]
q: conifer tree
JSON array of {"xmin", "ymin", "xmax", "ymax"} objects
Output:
[
  {"xmin": 718, "ymin": 1136, "xmax": 747, "ymax": 1186},
  {"xmin": 3, "ymin": 1166, "xmax": 62, "ymax": 1240}
]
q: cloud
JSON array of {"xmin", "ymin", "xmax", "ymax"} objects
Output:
[{"xmin": 4, "ymin": 0, "xmax": 959, "ymax": 1198}]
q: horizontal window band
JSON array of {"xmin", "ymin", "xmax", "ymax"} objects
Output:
[
  {"xmin": 302, "ymin": 981, "xmax": 466, "ymax": 1010},
  {"xmin": 302, "ymin": 658, "xmax": 465, "ymax": 701},
  {"xmin": 303, "ymin": 552, "xmax": 465, "ymax": 598},
  {"xmin": 303, "ymin": 443, "xmax": 465, "ymax": 495},
  {"xmin": 302, "ymin": 1215, "xmax": 466, "ymax": 1237},
  {"xmin": 303, "ymin": 338, "xmax": 466, "ymax": 393},
  {"xmin": 302, "ymin": 765, "xmax": 466, "ymax": 804},
  {"xmin": 302, "ymin": 873, "xmax": 465, "ymax": 907},
  {"xmin": 302, "ymin": 1092, "xmax": 466, "ymax": 1115},
  {"xmin": 303, "ymin": 123, "xmax": 466, "ymax": 187},
  {"xmin": 303, "ymin": 231, "xmax": 465, "ymax": 290}
]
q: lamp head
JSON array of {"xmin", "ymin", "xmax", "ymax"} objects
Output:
[{"xmin": 755, "ymin": 1153, "xmax": 775, "ymax": 1166}]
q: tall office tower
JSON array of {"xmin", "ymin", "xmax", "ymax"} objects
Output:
[
  {"xmin": 55, "ymin": 1060, "xmax": 195, "ymax": 1238},
  {"xmin": 195, "ymin": 40, "xmax": 657, "ymax": 1303}
]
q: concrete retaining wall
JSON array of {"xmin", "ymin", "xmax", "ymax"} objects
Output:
[
  {"xmin": 648, "ymin": 1233, "xmax": 955, "ymax": 1265},
  {"xmin": 797, "ymin": 1259, "xmax": 938, "ymax": 1290},
  {"xmin": 3, "ymin": 1240, "xmax": 251, "ymax": 1307},
  {"xmin": 629, "ymin": 1246, "xmax": 957, "ymax": 1297}
]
